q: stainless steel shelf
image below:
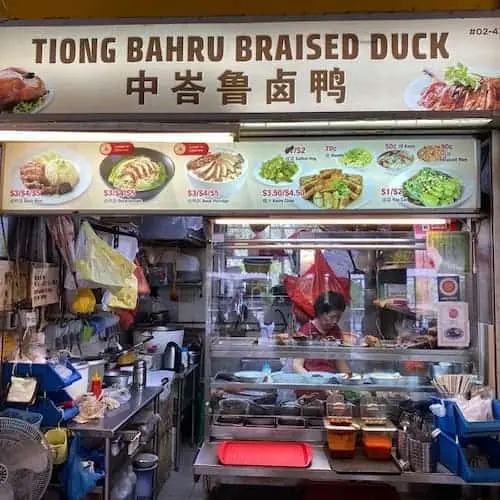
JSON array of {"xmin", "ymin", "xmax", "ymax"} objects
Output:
[
  {"xmin": 210, "ymin": 339, "xmax": 476, "ymax": 362},
  {"xmin": 211, "ymin": 380, "xmax": 435, "ymax": 393},
  {"xmin": 194, "ymin": 442, "xmax": 475, "ymax": 485},
  {"xmin": 210, "ymin": 425, "xmax": 324, "ymax": 443}
]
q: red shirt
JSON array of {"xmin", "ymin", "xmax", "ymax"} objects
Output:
[{"xmin": 299, "ymin": 321, "xmax": 342, "ymax": 372}]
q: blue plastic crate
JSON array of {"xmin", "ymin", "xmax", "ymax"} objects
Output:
[
  {"xmin": 439, "ymin": 432, "xmax": 500, "ymax": 482},
  {"xmin": 434, "ymin": 399, "xmax": 500, "ymax": 438},
  {"xmin": 2, "ymin": 361, "xmax": 81, "ymax": 392},
  {"xmin": 0, "ymin": 408, "xmax": 43, "ymax": 429}
]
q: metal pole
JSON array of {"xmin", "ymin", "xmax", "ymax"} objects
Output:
[{"xmin": 104, "ymin": 437, "xmax": 111, "ymax": 500}]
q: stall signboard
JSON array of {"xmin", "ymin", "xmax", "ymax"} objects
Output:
[
  {"xmin": 0, "ymin": 136, "xmax": 479, "ymax": 212},
  {"xmin": 0, "ymin": 17, "xmax": 498, "ymax": 114}
]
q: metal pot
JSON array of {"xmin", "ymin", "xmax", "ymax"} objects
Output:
[{"xmin": 103, "ymin": 370, "xmax": 131, "ymax": 388}]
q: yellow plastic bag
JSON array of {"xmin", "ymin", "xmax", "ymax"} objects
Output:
[
  {"xmin": 107, "ymin": 272, "xmax": 138, "ymax": 310},
  {"xmin": 45, "ymin": 427, "xmax": 68, "ymax": 465},
  {"xmin": 75, "ymin": 222, "xmax": 134, "ymax": 288}
]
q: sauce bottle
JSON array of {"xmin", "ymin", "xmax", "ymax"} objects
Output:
[{"xmin": 91, "ymin": 372, "xmax": 102, "ymax": 399}]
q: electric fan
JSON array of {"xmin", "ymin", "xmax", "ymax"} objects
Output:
[{"xmin": 0, "ymin": 417, "xmax": 53, "ymax": 500}]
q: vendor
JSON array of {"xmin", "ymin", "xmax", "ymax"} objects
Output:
[{"xmin": 293, "ymin": 291, "xmax": 351, "ymax": 376}]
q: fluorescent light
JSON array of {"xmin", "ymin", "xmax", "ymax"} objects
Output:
[
  {"xmin": 228, "ymin": 244, "xmax": 420, "ymax": 249},
  {"xmin": 214, "ymin": 217, "xmax": 448, "ymax": 226},
  {"xmin": 0, "ymin": 131, "xmax": 234, "ymax": 143},
  {"xmin": 240, "ymin": 118, "xmax": 492, "ymax": 131}
]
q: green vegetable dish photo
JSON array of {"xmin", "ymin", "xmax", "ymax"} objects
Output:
[
  {"xmin": 339, "ymin": 148, "xmax": 373, "ymax": 167},
  {"xmin": 258, "ymin": 156, "xmax": 299, "ymax": 184},
  {"xmin": 402, "ymin": 167, "xmax": 463, "ymax": 208}
]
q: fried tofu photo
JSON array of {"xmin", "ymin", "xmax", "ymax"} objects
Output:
[{"xmin": 299, "ymin": 168, "xmax": 363, "ymax": 209}]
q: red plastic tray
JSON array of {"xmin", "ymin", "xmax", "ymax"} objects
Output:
[{"xmin": 217, "ymin": 441, "xmax": 313, "ymax": 467}]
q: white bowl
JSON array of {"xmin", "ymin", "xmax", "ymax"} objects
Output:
[{"xmin": 185, "ymin": 150, "xmax": 247, "ymax": 199}]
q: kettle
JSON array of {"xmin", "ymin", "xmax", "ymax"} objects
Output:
[{"xmin": 163, "ymin": 342, "xmax": 182, "ymax": 372}]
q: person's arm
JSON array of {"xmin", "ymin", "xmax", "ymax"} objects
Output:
[
  {"xmin": 336, "ymin": 359, "xmax": 352, "ymax": 376},
  {"xmin": 293, "ymin": 358, "xmax": 308, "ymax": 374}
]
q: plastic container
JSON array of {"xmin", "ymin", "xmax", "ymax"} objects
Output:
[
  {"xmin": 325, "ymin": 422, "xmax": 357, "ymax": 458},
  {"xmin": 0, "ymin": 408, "xmax": 43, "ymax": 429},
  {"xmin": 30, "ymin": 391, "xmax": 80, "ymax": 426},
  {"xmin": 434, "ymin": 399, "xmax": 500, "ymax": 438},
  {"xmin": 133, "ymin": 464, "xmax": 157, "ymax": 500},
  {"xmin": 361, "ymin": 401, "xmax": 387, "ymax": 426},
  {"xmin": 326, "ymin": 401, "xmax": 353, "ymax": 426},
  {"xmin": 2, "ymin": 361, "xmax": 81, "ymax": 392},
  {"xmin": 362, "ymin": 429, "xmax": 394, "ymax": 460},
  {"xmin": 438, "ymin": 432, "xmax": 500, "ymax": 482},
  {"xmin": 217, "ymin": 441, "xmax": 312, "ymax": 467}
]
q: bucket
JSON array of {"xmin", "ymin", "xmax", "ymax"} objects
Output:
[{"xmin": 133, "ymin": 464, "xmax": 158, "ymax": 500}]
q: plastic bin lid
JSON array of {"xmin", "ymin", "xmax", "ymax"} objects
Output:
[{"xmin": 133, "ymin": 453, "xmax": 159, "ymax": 468}]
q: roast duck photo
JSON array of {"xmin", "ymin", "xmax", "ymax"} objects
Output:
[
  {"xmin": 419, "ymin": 65, "xmax": 500, "ymax": 111},
  {"xmin": 0, "ymin": 67, "xmax": 47, "ymax": 111}
]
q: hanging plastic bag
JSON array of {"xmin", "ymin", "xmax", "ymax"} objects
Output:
[
  {"xmin": 75, "ymin": 222, "xmax": 134, "ymax": 288},
  {"xmin": 59, "ymin": 434, "xmax": 104, "ymax": 500},
  {"xmin": 107, "ymin": 272, "xmax": 139, "ymax": 310},
  {"xmin": 134, "ymin": 259, "xmax": 150, "ymax": 296},
  {"xmin": 284, "ymin": 249, "xmax": 350, "ymax": 320}
]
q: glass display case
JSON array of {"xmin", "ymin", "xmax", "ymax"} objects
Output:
[{"xmin": 203, "ymin": 221, "xmax": 481, "ymax": 444}]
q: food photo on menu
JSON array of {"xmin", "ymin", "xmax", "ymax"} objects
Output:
[
  {"xmin": 405, "ymin": 62, "xmax": 500, "ymax": 111},
  {"xmin": 185, "ymin": 150, "xmax": 247, "ymax": 198},
  {"xmin": 0, "ymin": 67, "xmax": 52, "ymax": 113},
  {"xmin": 14, "ymin": 150, "xmax": 92, "ymax": 204},
  {"xmin": 99, "ymin": 147, "xmax": 175, "ymax": 201}
]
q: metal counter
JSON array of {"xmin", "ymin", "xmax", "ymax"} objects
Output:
[
  {"xmin": 69, "ymin": 386, "xmax": 164, "ymax": 438},
  {"xmin": 194, "ymin": 441, "xmax": 476, "ymax": 486},
  {"xmin": 69, "ymin": 386, "xmax": 164, "ymax": 500}
]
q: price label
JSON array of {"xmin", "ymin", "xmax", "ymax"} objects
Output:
[
  {"xmin": 380, "ymin": 187, "xmax": 404, "ymax": 196},
  {"xmin": 10, "ymin": 189, "xmax": 43, "ymax": 198},
  {"xmin": 262, "ymin": 188, "xmax": 304, "ymax": 198},
  {"xmin": 385, "ymin": 143, "xmax": 416, "ymax": 150},
  {"xmin": 103, "ymin": 189, "xmax": 137, "ymax": 198},
  {"xmin": 284, "ymin": 145, "xmax": 306, "ymax": 155},
  {"xmin": 187, "ymin": 188, "xmax": 219, "ymax": 198}
]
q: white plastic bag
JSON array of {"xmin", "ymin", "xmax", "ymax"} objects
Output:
[{"xmin": 458, "ymin": 395, "xmax": 494, "ymax": 422}]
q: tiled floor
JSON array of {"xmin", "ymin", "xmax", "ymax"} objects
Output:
[{"xmin": 158, "ymin": 446, "xmax": 202, "ymax": 500}]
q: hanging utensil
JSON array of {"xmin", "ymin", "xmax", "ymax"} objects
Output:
[{"xmin": 169, "ymin": 251, "xmax": 178, "ymax": 302}]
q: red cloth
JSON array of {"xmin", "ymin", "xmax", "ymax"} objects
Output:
[{"xmin": 299, "ymin": 321, "xmax": 342, "ymax": 372}]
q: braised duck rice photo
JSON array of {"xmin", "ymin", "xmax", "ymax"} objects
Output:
[{"xmin": 19, "ymin": 151, "xmax": 80, "ymax": 195}]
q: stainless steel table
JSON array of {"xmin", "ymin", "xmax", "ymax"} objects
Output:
[
  {"xmin": 69, "ymin": 386, "xmax": 164, "ymax": 500},
  {"xmin": 194, "ymin": 441, "xmax": 500, "ymax": 487}
]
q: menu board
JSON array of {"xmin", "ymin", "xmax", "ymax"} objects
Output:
[{"xmin": 0, "ymin": 136, "xmax": 479, "ymax": 213}]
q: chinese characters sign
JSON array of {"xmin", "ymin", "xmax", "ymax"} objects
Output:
[
  {"xmin": 1, "ymin": 136, "xmax": 479, "ymax": 213},
  {"xmin": 0, "ymin": 17, "xmax": 497, "ymax": 114}
]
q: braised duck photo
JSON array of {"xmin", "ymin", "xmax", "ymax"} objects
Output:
[
  {"xmin": 187, "ymin": 151, "xmax": 245, "ymax": 183},
  {"xmin": 107, "ymin": 156, "xmax": 168, "ymax": 191}
]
